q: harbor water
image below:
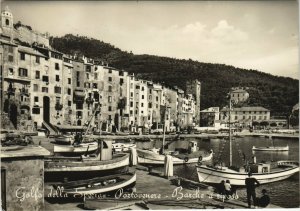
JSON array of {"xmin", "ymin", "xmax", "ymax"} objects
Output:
[{"xmin": 136, "ymin": 136, "xmax": 299, "ymax": 208}]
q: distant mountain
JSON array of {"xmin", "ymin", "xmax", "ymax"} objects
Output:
[{"xmin": 50, "ymin": 34, "xmax": 299, "ymax": 116}]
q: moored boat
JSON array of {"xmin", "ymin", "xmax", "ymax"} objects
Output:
[
  {"xmin": 54, "ymin": 171, "xmax": 136, "ymax": 196},
  {"xmin": 197, "ymin": 160, "xmax": 299, "ymax": 186},
  {"xmin": 53, "ymin": 141, "xmax": 99, "ymax": 155},
  {"xmin": 54, "ymin": 134, "xmax": 74, "ymax": 145},
  {"xmin": 252, "ymin": 145, "xmax": 289, "ymax": 151},
  {"xmin": 45, "ymin": 153, "xmax": 129, "ymax": 173},
  {"xmin": 137, "ymin": 141, "xmax": 213, "ymax": 165}
]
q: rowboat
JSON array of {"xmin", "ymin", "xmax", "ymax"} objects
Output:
[
  {"xmin": 137, "ymin": 147, "xmax": 213, "ymax": 165},
  {"xmin": 197, "ymin": 160, "xmax": 299, "ymax": 186},
  {"xmin": 53, "ymin": 142, "xmax": 98, "ymax": 155},
  {"xmin": 45, "ymin": 153, "xmax": 129, "ymax": 173},
  {"xmin": 54, "ymin": 172, "xmax": 136, "ymax": 196},
  {"xmin": 252, "ymin": 145, "xmax": 289, "ymax": 151},
  {"xmin": 54, "ymin": 134, "xmax": 74, "ymax": 145}
]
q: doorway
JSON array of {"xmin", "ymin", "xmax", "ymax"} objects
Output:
[{"xmin": 43, "ymin": 96, "xmax": 50, "ymax": 123}]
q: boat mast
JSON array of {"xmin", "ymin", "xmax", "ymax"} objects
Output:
[
  {"xmin": 162, "ymin": 102, "xmax": 167, "ymax": 154},
  {"xmin": 229, "ymin": 93, "xmax": 232, "ymax": 167}
]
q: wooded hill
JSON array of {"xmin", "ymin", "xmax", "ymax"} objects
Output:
[{"xmin": 50, "ymin": 34, "xmax": 299, "ymax": 117}]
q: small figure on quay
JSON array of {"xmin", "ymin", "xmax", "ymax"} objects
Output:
[
  {"xmin": 256, "ymin": 189, "xmax": 270, "ymax": 208},
  {"xmin": 224, "ymin": 180, "xmax": 232, "ymax": 197},
  {"xmin": 245, "ymin": 172, "xmax": 260, "ymax": 208},
  {"xmin": 218, "ymin": 180, "xmax": 226, "ymax": 195}
]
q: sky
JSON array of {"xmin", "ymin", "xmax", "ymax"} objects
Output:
[{"xmin": 2, "ymin": 1, "xmax": 299, "ymax": 79}]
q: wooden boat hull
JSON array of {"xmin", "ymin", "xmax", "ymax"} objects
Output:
[
  {"xmin": 54, "ymin": 136, "xmax": 74, "ymax": 144},
  {"xmin": 252, "ymin": 145, "xmax": 289, "ymax": 151},
  {"xmin": 197, "ymin": 161, "xmax": 299, "ymax": 186},
  {"xmin": 112, "ymin": 143, "xmax": 136, "ymax": 152},
  {"xmin": 137, "ymin": 149, "xmax": 213, "ymax": 165},
  {"xmin": 62, "ymin": 172, "xmax": 136, "ymax": 195},
  {"xmin": 45, "ymin": 153, "xmax": 129, "ymax": 172},
  {"xmin": 53, "ymin": 142, "xmax": 98, "ymax": 154}
]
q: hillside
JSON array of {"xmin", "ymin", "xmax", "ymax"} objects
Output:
[{"xmin": 50, "ymin": 34, "xmax": 299, "ymax": 116}]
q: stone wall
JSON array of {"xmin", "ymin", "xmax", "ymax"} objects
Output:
[{"xmin": 1, "ymin": 158, "xmax": 44, "ymax": 211}]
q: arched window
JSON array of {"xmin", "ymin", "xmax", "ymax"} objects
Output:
[{"xmin": 5, "ymin": 19, "xmax": 9, "ymax": 26}]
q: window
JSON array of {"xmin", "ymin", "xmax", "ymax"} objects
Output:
[
  {"xmin": 54, "ymin": 86, "xmax": 61, "ymax": 94},
  {"xmin": 130, "ymin": 102, "xmax": 133, "ymax": 107},
  {"xmin": 32, "ymin": 107, "xmax": 40, "ymax": 114},
  {"xmin": 86, "ymin": 73, "xmax": 89, "ymax": 79},
  {"xmin": 149, "ymin": 89, "xmax": 152, "ymax": 94},
  {"xmin": 149, "ymin": 95, "xmax": 152, "ymax": 100},
  {"xmin": 18, "ymin": 68, "xmax": 28, "ymax": 77},
  {"xmin": 76, "ymin": 103, "xmax": 83, "ymax": 110},
  {"xmin": 243, "ymin": 116, "xmax": 245, "ymax": 120},
  {"xmin": 142, "ymin": 87, "xmax": 144, "ymax": 91},
  {"xmin": 67, "ymin": 88, "xmax": 71, "ymax": 95},
  {"xmin": 108, "ymin": 106, "xmax": 112, "ymax": 111},
  {"xmin": 141, "ymin": 103, "xmax": 144, "ymax": 107},
  {"xmin": 55, "ymin": 63, "xmax": 60, "ymax": 70},
  {"xmin": 56, "ymin": 75, "xmax": 60, "ymax": 82},
  {"xmin": 130, "ymin": 92, "xmax": 133, "ymax": 97},
  {"xmin": 108, "ymin": 115, "xmax": 112, "ymax": 121},
  {"xmin": 264, "ymin": 116, "xmax": 267, "ymax": 120},
  {"xmin": 86, "ymin": 65, "xmax": 91, "ymax": 72},
  {"xmin": 108, "ymin": 96, "xmax": 112, "ymax": 103},
  {"xmin": 33, "ymin": 84, "xmax": 39, "ymax": 92},
  {"xmin": 130, "ymin": 83, "xmax": 133, "ymax": 88},
  {"xmin": 20, "ymin": 52, "xmax": 25, "ymax": 60},
  {"xmin": 142, "ymin": 95, "xmax": 144, "ymax": 99},
  {"xmin": 120, "ymin": 78, "xmax": 124, "ymax": 85},
  {"xmin": 36, "ymin": 56, "xmax": 40, "ymax": 64},
  {"xmin": 77, "ymin": 81, "xmax": 80, "ymax": 87},
  {"xmin": 156, "ymin": 96, "xmax": 159, "ymax": 102},
  {"xmin": 93, "ymin": 83, "xmax": 97, "ymax": 89},
  {"xmin": 42, "ymin": 87, "xmax": 48, "ymax": 93},
  {"xmin": 149, "ymin": 103, "xmax": 152, "ymax": 108},
  {"xmin": 5, "ymin": 19, "xmax": 9, "ymax": 26},
  {"xmin": 8, "ymin": 68, "xmax": 13, "ymax": 75},
  {"xmin": 108, "ymin": 77, "xmax": 112, "ymax": 82},
  {"xmin": 34, "ymin": 96, "xmax": 39, "ymax": 102},
  {"xmin": 42, "ymin": 76, "xmax": 49, "ymax": 83},
  {"xmin": 8, "ymin": 55, "xmax": 13, "ymax": 62},
  {"xmin": 108, "ymin": 69, "xmax": 112, "ymax": 74},
  {"xmin": 68, "ymin": 100, "xmax": 72, "ymax": 106},
  {"xmin": 119, "ymin": 71, "xmax": 124, "ymax": 76},
  {"xmin": 76, "ymin": 111, "xmax": 82, "ymax": 118},
  {"xmin": 35, "ymin": 71, "xmax": 40, "ymax": 79},
  {"xmin": 108, "ymin": 86, "xmax": 112, "ymax": 92},
  {"xmin": 94, "ymin": 73, "xmax": 98, "ymax": 80},
  {"xmin": 130, "ymin": 110, "xmax": 133, "ymax": 115},
  {"xmin": 68, "ymin": 78, "xmax": 71, "ymax": 84}
]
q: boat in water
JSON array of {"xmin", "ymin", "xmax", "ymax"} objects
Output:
[
  {"xmin": 53, "ymin": 141, "xmax": 99, "ymax": 155},
  {"xmin": 112, "ymin": 142, "xmax": 136, "ymax": 152},
  {"xmin": 196, "ymin": 94, "xmax": 299, "ymax": 186},
  {"xmin": 52, "ymin": 171, "xmax": 136, "ymax": 196},
  {"xmin": 54, "ymin": 133, "xmax": 75, "ymax": 145},
  {"xmin": 137, "ymin": 140, "xmax": 213, "ymax": 165},
  {"xmin": 252, "ymin": 145, "xmax": 289, "ymax": 151},
  {"xmin": 45, "ymin": 153, "xmax": 129, "ymax": 173},
  {"xmin": 197, "ymin": 160, "xmax": 299, "ymax": 186}
]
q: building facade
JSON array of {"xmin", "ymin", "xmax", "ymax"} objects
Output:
[{"xmin": 0, "ymin": 7, "xmax": 197, "ymax": 133}]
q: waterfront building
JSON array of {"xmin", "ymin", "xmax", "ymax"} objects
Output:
[
  {"xmin": 200, "ymin": 107, "xmax": 220, "ymax": 127},
  {"xmin": 186, "ymin": 80, "xmax": 201, "ymax": 126},
  {"xmin": 220, "ymin": 106, "xmax": 270, "ymax": 127},
  {"xmin": 0, "ymin": 7, "xmax": 197, "ymax": 133}
]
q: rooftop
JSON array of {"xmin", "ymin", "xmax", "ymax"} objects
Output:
[
  {"xmin": 18, "ymin": 45, "xmax": 46, "ymax": 57},
  {"xmin": 221, "ymin": 106, "xmax": 270, "ymax": 112}
]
